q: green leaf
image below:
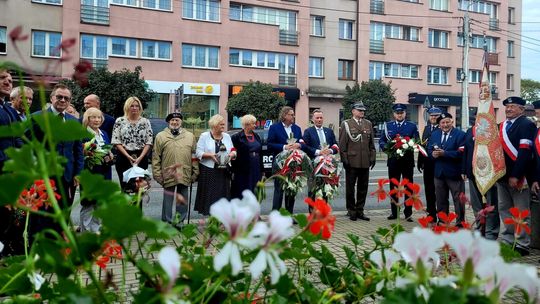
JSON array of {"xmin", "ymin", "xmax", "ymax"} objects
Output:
[
  {"xmin": 33, "ymin": 113, "xmax": 91, "ymax": 143},
  {"xmin": 320, "ymin": 245, "xmax": 336, "ymax": 265},
  {"xmin": 0, "ymin": 173, "xmax": 33, "ymax": 207},
  {"xmin": 347, "ymin": 233, "xmax": 363, "ymax": 246},
  {"xmin": 0, "ymin": 256, "xmax": 32, "ymax": 296},
  {"xmin": 427, "ymin": 286, "xmax": 462, "ymax": 304},
  {"xmin": 78, "ymin": 170, "xmax": 121, "ymax": 202},
  {"xmin": 0, "ymin": 120, "xmax": 30, "ymax": 138},
  {"xmin": 294, "ymin": 213, "xmax": 308, "ymax": 227},
  {"xmin": 3, "ymin": 145, "xmax": 38, "ymax": 176},
  {"xmin": 318, "ymin": 266, "xmax": 340, "ymax": 287},
  {"xmin": 376, "ymin": 227, "xmax": 391, "ymax": 237}
]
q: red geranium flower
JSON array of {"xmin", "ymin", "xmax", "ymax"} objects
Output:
[
  {"xmin": 503, "ymin": 207, "xmax": 531, "ymax": 236},
  {"xmin": 304, "ymin": 198, "xmax": 336, "ymax": 240},
  {"xmin": 388, "ymin": 178, "xmax": 411, "ymax": 199},
  {"xmin": 95, "ymin": 240, "xmax": 123, "ymax": 269},
  {"xmin": 433, "ymin": 211, "xmax": 458, "ymax": 233},
  {"xmin": 404, "ymin": 182, "xmax": 423, "ymax": 210},
  {"xmin": 477, "ymin": 204, "xmax": 495, "ymax": 226},
  {"xmin": 17, "ymin": 180, "xmax": 60, "ymax": 211},
  {"xmin": 418, "ymin": 215, "xmax": 434, "ymax": 228},
  {"xmin": 460, "ymin": 221, "xmax": 472, "ymax": 230},
  {"xmin": 370, "ymin": 178, "xmax": 389, "ymax": 202},
  {"xmin": 458, "ymin": 192, "xmax": 470, "ymax": 206}
]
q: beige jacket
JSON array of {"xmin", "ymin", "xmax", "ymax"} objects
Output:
[
  {"xmin": 152, "ymin": 128, "xmax": 199, "ymax": 188},
  {"xmin": 339, "ymin": 118, "xmax": 376, "ymax": 168}
]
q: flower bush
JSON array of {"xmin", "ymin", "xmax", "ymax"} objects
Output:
[{"xmin": 383, "ymin": 134, "xmax": 427, "ymax": 158}]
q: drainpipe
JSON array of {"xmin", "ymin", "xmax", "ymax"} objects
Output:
[{"xmin": 355, "ymin": 0, "xmax": 360, "ymax": 82}]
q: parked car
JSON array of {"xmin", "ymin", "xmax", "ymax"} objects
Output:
[
  {"xmin": 149, "ymin": 118, "xmax": 168, "ymax": 139},
  {"xmin": 227, "ymin": 128, "xmax": 273, "ymax": 177}
]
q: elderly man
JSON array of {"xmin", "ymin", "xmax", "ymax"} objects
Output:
[
  {"xmin": 427, "ymin": 113, "xmax": 466, "ymax": 224},
  {"xmin": 83, "ymin": 94, "xmax": 115, "ymax": 139},
  {"xmin": 498, "ymin": 97, "xmax": 537, "ymax": 256},
  {"xmin": 10, "ymin": 85, "xmax": 33, "ymax": 121},
  {"xmin": 339, "ymin": 102, "xmax": 376, "ymax": 221},
  {"xmin": 152, "ymin": 113, "xmax": 198, "ymax": 226},
  {"xmin": 379, "ymin": 103, "xmax": 420, "ymax": 222},
  {"xmin": 417, "ymin": 107, "xmax": 442, "ymax": 219}
]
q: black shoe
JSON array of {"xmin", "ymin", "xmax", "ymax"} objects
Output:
[
  {"xmin": 515, "ymin": 247, "xmax": 530, "ymax": 256},
  {"xmin": 358, "ymin": 215, "xmax": 370, "ymax": 221},
  {"xmin": 387, "ymin": 215, "xmax": 397, "ymax": 220},
  {"xmin": 406, "ymin": 217, "xmax": 414, "ymax": 222},
  {"xmin": 349, "ymin": 214, "xmax": 358, "ymax": 221}
]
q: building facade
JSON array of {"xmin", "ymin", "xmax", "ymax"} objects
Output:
[{"xmin": 0, "ymin": 0, "xmax": 522, "ymax": 131}]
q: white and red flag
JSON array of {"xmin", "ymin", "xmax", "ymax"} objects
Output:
[{"xmin": 472, "ymin": 51, "xmax": 506, "ymax": 195}]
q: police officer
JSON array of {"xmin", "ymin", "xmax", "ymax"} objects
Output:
[
  {"xmin": 379, "ymin": 103, "xmax": 419, "ymax": 221},
  {"xmin": 417, "ymin": 107, "xmax": 442, "ymax": 219},
  {"xmin": 498, "ymin": 96, "xmax": 536, "ymax": 256}
]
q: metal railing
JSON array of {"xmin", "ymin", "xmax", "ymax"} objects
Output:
[
  {"xmin": 84, "ymin": 58, "xmax": 108, "ymax": 69},
  {"xmin": 278, "ymin": 74, "xmax": 297, "ymax": 87},
  {"xmin": 81, "ymin": 4, "xmax": 110, "ymax": 25},
  {"xmin": 370, "ymin": 39, "xmax": 384, "ymax": 54},
  {"xmin": 489, "ymin": 18, "xmax": 499, "ymax": 31},
  {"xmin": 370, "ymin": 0, "xmax": 384, "ymax": 14},
  {"xmin": 279, "ymin": 30, "xmax": 298, "ymax": 46}
]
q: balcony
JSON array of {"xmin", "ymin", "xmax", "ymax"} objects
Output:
[
  {"xmin": 487, "ymin": 53, "xmax": 499, "ymax": 65},
  {"xmin": 370, "ymin": 39, "xmax": 384, "ymax": 54},
  {"xmin": 83, "ymin": 58, "xmax": 108, "ymax": 69},
  {"xmin": 279, "ymin": 30, "xmax": 298, "ymax": 46},
  {"xmin": 81, "ymin": 4, "xmax": 110, "ymax": 25},
  {"xmin": 491, "ymin": 85, "xmax": 499, "ymax": 100},
  {"xmin": 489, "ymin": 18, "xmax": 499, "ymax": 31},
  {"xmin": 370, "ymin": 0, "xmax": 384, "ymax": 14},
  {"xmin": 279, "ymin": 74, "xmax": 297, "ymax": 87}
]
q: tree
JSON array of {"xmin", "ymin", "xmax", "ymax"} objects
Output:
[
  {"xmin": 342, "ymin": 80, "xmax": 395, "ymax": 126},
  {"xmin": 61, "ymin": 66, "xmax": 155, "ymax": 117},
  {"xmin": 226, "ymin": 81, "xmax": 286, "ymax": 121},
  {"xmin": 521, "ymin": 79, "xmax": 540, "ymax": 103}
]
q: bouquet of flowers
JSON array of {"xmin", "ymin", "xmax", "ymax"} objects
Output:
[
  {"xmin": 83, "ymin": 138, "xmax": 112, "ymax": 169},
  {"xmin": 384, "ymin": 134, "xmax": 427, "ymax": 158},
  {"xmin": 274, "ymin": 137, "xmax": 312, "ymax": 197},
  {"xmin": 311, "ymin": 144, "xmax": 341, "ymax": 201}
]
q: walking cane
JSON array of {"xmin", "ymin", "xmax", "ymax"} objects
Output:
[{"xmin": 187, "ymin": 155, "xmax": 198, "ymax": 224}]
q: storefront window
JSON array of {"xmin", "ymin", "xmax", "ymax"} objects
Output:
[
  {"xmin": 180, "ymin": 95, "xmax": 218, "ymax": 130},
  {"xmin": 145, "ymin": 93, "xmax": 169, "ymax": 118}
]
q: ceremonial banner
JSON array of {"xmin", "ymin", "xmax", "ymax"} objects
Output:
[{"xmin": 472, "ymin": 52, "xmax": 506, "ymax": 195}]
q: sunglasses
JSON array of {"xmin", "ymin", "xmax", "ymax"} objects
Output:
[{"xmin": 55, "ymin": 95, "xmax": 71, "ymax": 101}]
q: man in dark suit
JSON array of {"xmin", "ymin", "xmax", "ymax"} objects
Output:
[
  {"xmin": 417, "ymin": 107, "xmax": 441, "ymax": 219},
  {"xmin": 339, "ymin": 102, "xmax": 376, "ymax": 221},
  {"xmin": 379, "ymin": 103, "xmax": 419, "ymax": 221},
  {"xmin": 427, "ymin": 113, "xmax": 466, "ymax": 224},
  {"xmin": 83, "ymin": 94, "xmax": 115, "ymax": 139},
  {"xmin": 268, "ymin": 106, "xmax": 303, "ymax": 214},
  {"xmin": 497, "ymin": 96, "xmax": 536, "ymax": 256}
]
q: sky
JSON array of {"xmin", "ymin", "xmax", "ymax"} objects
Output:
[{"xmin": 520, "ymin": 0, "xmax": 540, "ymax": 81}]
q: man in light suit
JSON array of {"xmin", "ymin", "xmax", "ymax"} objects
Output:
[
  {"xmin": 427, "ymin": 113, "xmax": 466, "ymax": 224},
  {"xmin": 268, "ymin": 106, "xmax": 303, "ymax": 215},
  {"xmin": 339, "ymin": 102, "xmax": 376, "ymax": 221},
  {"xmin": 10, "ymin": 86, "xmax": 33, "ymax": 121}
]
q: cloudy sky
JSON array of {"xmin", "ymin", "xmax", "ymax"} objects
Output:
[{"xmin": 521, "ymin": 0, "xmax": 540, "ymax": 81}]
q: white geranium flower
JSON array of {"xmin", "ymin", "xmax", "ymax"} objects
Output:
[
  {"xmin": 396, "ymin": 149, "xmax": 402, "ymax": 155},
  {"xmin": 28, "ymin": 272, "xmax": 45, "ymax": 290},
  {"xmin": 401, "ymin": 139, "xmax": 407, "ymax": 143},
  {"xmin": 0, "ymin": 241, "xmax": 3, "ymax": 253},
  {"xmin": 248, "ymin": 211, "xmax": 294, "ymax": 284},
  {"xmin": 408, "ymin": 140, "xmax": 415, "ymax": 146},
  {"xmin": 402, "ymin": 144, "xmax": 409, "ymax": 149},
  {"xmin": 370, "ymin": 249, "xmax": 401, "ymax": 271},
  {"xmin": 476, "ymin": 256, "xmax": 521, "ymax": 297},
  {"xmin": 158, "ymin": 246, "xmax": 181, "ymax": 283},
  {"xmin": 393, "ymin": 228, "xmax": 443, "ymax": 269},
  {"xmin": 442, "ymin": 230, "xmax": 499, "ymax": 269}
]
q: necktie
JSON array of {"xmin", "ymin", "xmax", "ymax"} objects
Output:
[
  {"xmin": 397, "ymin": 122, "xmax": 402, "ymax": 129},
  {"xmin": 442, "ymin": 132, "xmax": 448, "ymax": 145},
  {"xmin": 317, "ymin": 128, "xmax": 326, "ymax": 145},
  {"xmin": 506, "ymin": 120, "xmax": 513, "ymax": 132},
  {"xmin": 58, "ymin": 112, "xmax": 64, "ymax": 120}
]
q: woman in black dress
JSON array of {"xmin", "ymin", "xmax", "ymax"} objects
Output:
[{"xmin": 231, "ymin": 114, "xmax": 263, "ymax": 199}]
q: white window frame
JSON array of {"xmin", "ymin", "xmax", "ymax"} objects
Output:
[
  {"xmin": 32, "ymin": 0, "xmax": 62, "ymax": 5},
  {"xmin": 229, "ymin": 48, "xmax": 279, "ymax": 69},
  {"xmin": 458, "ymin": 33, "xmax": 497, "ymax": 52},
  {"xmin": 428, "ymin": 29, "xmax": 449, "ymax": 48},
  {"xmin": 80, "ymin": 34, "xmax": 109, "ymax": 59},
  {"xmin": 110, "ymin": 37, "xmax": 138, "ymax": 58},
  {"xmin": 457, "ymin": 69, "xmax": 481, "ymax": 83},
  {"xmin": 369, "ymin": 61, "xmax": 384, "ymax": 80},
  {"xmin": 0, "ymin": 27, "xmax": 6, "ymax": 54},
  {"xmin": 229, "ymin": 3, "xmax": 296, "ymax": 31},
  {"xmin": 507, "ymin": 40, "xmax": 514, "ymax": 57},
  {"xmin": 311, "ymin": 15, "xmax": 324, "ymax": 37},
  {"xmin": 488, "ymin": 72, "xmax": 497, "ymax": 85},
  {"xmin": 141, "ymin": 40, "xmax": 171, "ymax": 60},
  {"xmin": 111, "ymin": 0, "xmax": 172, "ymax": 11},
  {"xmin": 508, "ymin": 7, "xmax": 515, "ymax": 24},
  {"xmin": 507, "ymin": 74, "xmax": 514, "ymax": 90},
  {"xmin": 309, "ymin": 57, "xmax": 324, "ymax": 78},
  {"xmin": 370, "ymin": 22, "xmax": 385, "ymax": 41},
  {"xmin": 427, "ymin": 66, "xmax": 449, "ymax": 84},
  {"xmin": 339, "ymin": 19, "xmax": 354, "ymax": 40},
  {"xmin": 429, "ymin": 0, "xmax": 448, "ymax": 11},
  {"xmin": 32, "ymin": 31, "xmax": 62, "ymax": 58},
  {"xmin": 182, "ymin": 0, "xmax": 220, "ymax": 22},
  {"xmin": 182, "ymin": 44, "xmax": 219, "ymax": 69}
]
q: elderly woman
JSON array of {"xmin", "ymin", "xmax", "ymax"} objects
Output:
[
  {"xmin": 111, "ymin": 97, "xmax": 153, "ymax": 191},
  {"xmin": 81, "ymin": 107, "xmax": 114, "ymax": 232},
  {"xmin": 231, "ymin": 114, "xmax": 262, "ymax": 199},
  {"xmin": 194, "ymin": 114, "xmax": 236, "ymax": 215}
]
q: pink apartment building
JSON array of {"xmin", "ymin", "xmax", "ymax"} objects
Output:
[{"xmin": 0, "ymin": 0, "xmax": 522, "ymax": 132}]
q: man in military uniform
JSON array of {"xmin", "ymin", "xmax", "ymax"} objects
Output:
[
  {"xmin": 379, "ymin": 103, "xmax": 419, "ymax": 222},
  {"xmin": 417, "ymin": 107, "xmax": 442, "ymax": 220},
  {"xmin": 339, "ymin": 102, "xmax": 376, "ymax": 221},
  {"xmin": 498, "ymin": 96, "xmax": 536, "ymax": 256}
]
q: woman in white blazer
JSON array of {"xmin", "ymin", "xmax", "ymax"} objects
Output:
[{"xmin": 194, "ymin": 114, "xmax": 236, "ymax": 215}]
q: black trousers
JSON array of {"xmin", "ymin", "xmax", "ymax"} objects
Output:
[
  {"xmin": 345, "ymin": 167, "xmax": 369, "ymax": 216},
  {"xmin": 388, "ymin": 165, "xmax": 414, "ymax": 218},
  {"xmin": 423, "ymin": 160, "xmax": 437, "ymax": 218},
  {"xmin": 115, "ymin": 149, "xmax": 149, "ymax": 191},
  {"xmin": 272, "ymin": 178, "xmax": 295, "ymax": 214}
]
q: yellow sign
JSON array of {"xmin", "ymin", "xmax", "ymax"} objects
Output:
[{"xmin": 205, "ymin": 85, "xmax": 213, "ymax": 94}]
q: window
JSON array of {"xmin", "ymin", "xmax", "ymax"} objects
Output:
[
  {"xmin": 183, "ymin": 0, "xmax": 220, "ymax": 22},
  {"xmin": 428, "ymin": 29, "xmax": 449, "ymax": 48},
  {"xmin": 507, "ymin": 74, "xmax": 514, "ymax": 90},
  {"xmin": 370, "ymin": 22, "xmax": 384, "ymax": 41},
  {"xmin": 427, "ymin": 66, "xmax": 449, "ymax": 84},
  {"xmin": 309, "ymin": 57, "xmax": 324, "ymax": 78},
  {"xmin": 370, "ymin": 61, "xmax": 419, "ymax": 80},
  {"xmin": 311, "ymin": 15, "xmax": 324, "ymax": 37},
  {"xmin": 338, "ymin": 59, "xmax": 354, "ymax": 80},
  {"xmin": 32, "ymin": 31, "xmax": 61, "ymax": 58},
  {"xmin": 456, "ymin": 69, "xmax": 481, "ymax": 83},
  {"xmin": 508, "ymin": 7, "xmax": 515, "ymax": 24},
  {"xmin": 32, "ymin": 0, "xmax": 62, "ymax": 4},
  {"xmin": 458, "ymin": 0, "xmax": 497, "ymax": 16},
  {"xmin": 383, "ymin": 24, "xmax": 419, "ymax": 41},
  {"xmin": 402, "ymin": 26, "xmax": 420, "ymax": 41},
  {"xmin": 111, "ymin": 37, "xmax": 137, "ymax": 57},
  {"xmin": 429, "ymin": 0, "xmax": 448, "ymax": 11},
  {"xmin": 81, "ymin": 34, "xmax": 108, "ymax": 59},
  {"xmin": 111, "ymin": 0, "xmax": 171, "ymax": 11},
  {"xmin": 488, "ymin": 72, "xmax": 497, "ymax": 85},
  {"xmin": 141, "ymin": 40, "xmax": 171, "ymax": 60},
  {"xmin": 229, "ymin": 48, "xmax": 280, "ymax": 69},
  {"xmin": 278, "ymin": 54, "xmax": 296, "ymax": 75},
  {"xmin": 458, "ymin": 33, "xmax": 497, "ymax": 52},
  {"xmin": 182, "ymin": 44, "xmax": 219, "ymax": 68},
  {"xmin": 229, "ymin": 3, "xmax": 296, "ymax": 31},
  {"xmin": 507, "ymin": 40, "xmax": 514, "ymax": 57},
  {"xmin": 0, "ymin": 27, "xmax": 6, "ymax": 54},
  {"xmin": 339, "ymin": 19, "xmax": 354, "ymax": 40},
  {"xmin": 369, "ymin": 61, "xmax": 384, "ymax": 80}
]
